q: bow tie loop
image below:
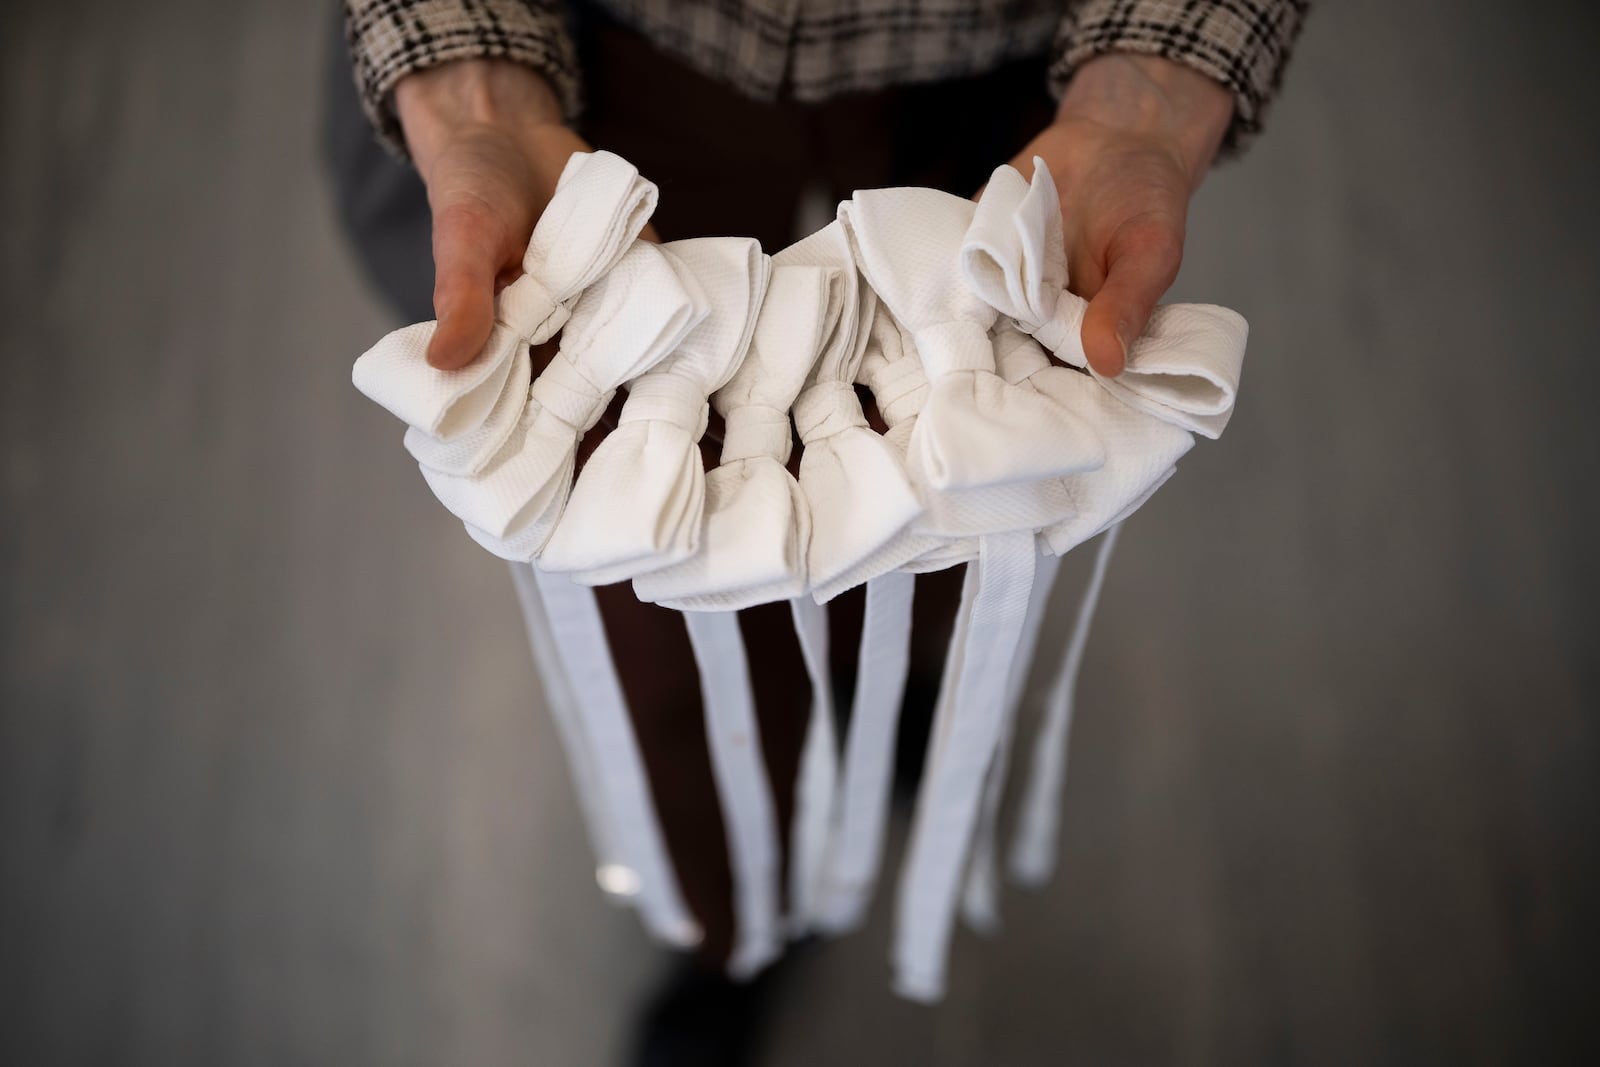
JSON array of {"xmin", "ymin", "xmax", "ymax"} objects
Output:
[
  {"xmin": 528, "ymin": 350, "xmax": 610, "ymax": 433},
  {"xmin": 794, "ymin": 381, "xmax": 867, "ymax": 442},
  {"xmin": 864, "ymin": 355, "xmax": 929, "ymax": 428},
  {"xmin": 618, "ymin": 374, "xmax": 711, "ymax": 438},
  {"xmin": 721, "ymin": 405, "xmax": 793, "ymax": 465}
]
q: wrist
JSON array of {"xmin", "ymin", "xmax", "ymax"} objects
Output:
[
  {"xmin": 1056, "ymin": 54, "xmax": 1234, "ymax": 189},
  {"xmin": 394, "ymin": 59, "xmax": 565, "ymax": 176}
]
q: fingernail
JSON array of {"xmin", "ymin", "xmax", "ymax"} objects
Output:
[{"xmin": 1114, "ymin": 321, "xmax": 1130, "ymax": 371}]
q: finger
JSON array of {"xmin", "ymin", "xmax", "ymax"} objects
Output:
[
  {"xmin": 427, "ymin": 200, "xmax": 507, "ymax": 370},
  {"xmin": 1080, "ymin": 218, "xmax": 1182, "ymax": 377}
]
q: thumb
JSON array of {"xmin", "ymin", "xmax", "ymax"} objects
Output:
[
  {"xmin": 1080, "ymin": 219, "xmax": 1182, "ymax": 377},
  {"xmin": 427, "ymin": 199, "xmax": 508, "ymax": 370}
]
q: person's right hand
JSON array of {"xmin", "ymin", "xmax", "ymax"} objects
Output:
[{"xmin": 395, "ymin": 60, "xmax": 603, "ymax": 370}]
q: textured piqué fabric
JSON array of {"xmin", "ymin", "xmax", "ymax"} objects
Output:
[{"xmin": 344, "ymin": 0, "xmax": 1308, "ymax": 157}]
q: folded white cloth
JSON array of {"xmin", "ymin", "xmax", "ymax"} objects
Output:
[
  {"xmin": 634, "ymin": 264, "xmax": 830, "ymax": 611},
  {"xmin": 782, "ymin": 223, "xmax": 923, "ymax": 598},
  {"xmin": 839, "ymin": 186, "xmax": 1104, "ymax": 499},
  {"xmin": 352, "ymin": 150, "xmax": 657, "ymax": 445},
  {"xmin": 414, "ymin": 243, "xmax": 708, "ymax": 560},
  {"xmin": 963, "ymin": 158, "xmax": 1249, "ymax": 439},
  {"xmin": 542, "ymin": 237, "xmax": 770, "ymax": 583}
]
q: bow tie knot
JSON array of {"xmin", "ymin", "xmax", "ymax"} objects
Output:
[
  {"xmin": 914, "ymin": 321, "xmax": 994, "ymax": 379},
  {"xmin": 497, "ymin": 272, "xmax": 569, "ymax": 344},
  {"xmin": 861, "ymin": 351, "xmax": 928, "ymax": 429},
  {"xmin": 617, "ymin": 374, "xmax": 711, "ymax": 438},
  {"xmin": 794, "ymin": 381, "xmax": 867, "ymax": 442},
  {"xmin": 1026, "ymin": 289, "xmax": 1088, "ymax": 367},
  {"xmin": 527, "ymin": 350, "xmax": 609, "ymax": 432},
  {"xmin": 721, "ymin": 405, "xmax": 793, "ymax": 465}
]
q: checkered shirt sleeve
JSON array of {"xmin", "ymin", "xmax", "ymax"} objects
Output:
[
  {"xmin": 1053, "ymin": 0, "xmax": 1310, "ymax": 152},
  {"xmin": 344, "ymin": 0, "xmax": 1308, "ymax": 159},
  {"xmin": 344, "ymin": 0, "xmax": 582, "ymax": 156}
]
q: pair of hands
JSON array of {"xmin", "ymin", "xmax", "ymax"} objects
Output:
[{"xmin": 394, "ymin": 53, "xmax": 1232, "ymax": 377}]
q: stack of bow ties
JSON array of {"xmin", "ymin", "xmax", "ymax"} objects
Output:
[{"xmin": 352, "ymin": 149, "xmax": 1248, "ymax": 1000}]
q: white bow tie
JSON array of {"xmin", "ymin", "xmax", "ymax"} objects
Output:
[
  {"xmin": 421, "ymin": 241, "xmax": 706, "ymax": 560},
  {"xmin": 352, "ymin": 151, "xmax": 657, "ymax": 444},
  {"xmin": 540, "ymin": 237, "xmax": 770, "ymax": 584},
  {"xmin": 634, "ymin": 264, "xmax": 830, "ymax": 611},
  {"xmin": 780, "ymin": 222, "xmax": 924, "ymax": 600},
  {"xmin": 839, "ymin": 187, "xmax": 1104, "ymax": 496},
  {"xmin": 963, "ymin": 158, "xmax": 1248, "ymax": 439}
]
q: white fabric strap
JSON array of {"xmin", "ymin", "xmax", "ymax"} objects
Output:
[
  {"xmin": 530, "ymin": 568, "xmax": 701, "ymax": 948},
  {"xmin": 635, "ymin": 264, "xmax": 831, "ymax": 611},
  {"xmin": 959, "ymin": 549, "xmax": 1062, "ymax": 932},
  {"xmin": 541, "ymin": 237, "xmax": 770, "ymax": 583},
  {"xmin": 813, "ymin": 569, "xmax": 916, "ymax": 933},
  {"xmin": 893, "ymin": 530, "xmax": 1036, "ymax": 1001},
  {"xmin": 506, "ymin": 563, "xmax": 624, "ymax": 883},
  {"xmin": 785, "ymin": 595, "xmax": 838, "ymax": 935},
  {"xmin": 681, "ymin": 611, "xmax": 784, "ymax": 977},
  {"xmin": 1009, "ymin": 523, "xmax": 1120, "ymax": 886}
]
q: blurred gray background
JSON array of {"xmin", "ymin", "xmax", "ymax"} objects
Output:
[{"xmin": 3, "ymin": 1, "xmax": 1598, "ymax": 1064}]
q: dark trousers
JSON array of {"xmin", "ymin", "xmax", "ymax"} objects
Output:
[{"xmin": 325, "ymin": 5, "xmax": 1055, "ymax": 964}]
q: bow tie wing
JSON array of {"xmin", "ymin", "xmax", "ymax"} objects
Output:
[
  {"xmin": 560, "ymin": 241, "xmax": 710, "ymax": 392},
  {"xmin": 960, "ymin": 158, "xmax": 1089, "ymax": 366},
  {"xmin": 772, "ymin": 221, "xmax": 875, "ymax": 385},
  {"xmin": 1027, "ymin": 364, "xmax": 1196, "ymax": 555},
  {"xmin": 516, "ymin": 150, "xmax": 660, "ymax": 342},
  {"xmin": 402, "ymin": 337, "xmax": 532, "ymax": 476},
  {"xmin": 795, "ymin": 381, "xmax": 923, "ymax": 593},
  {"xmin": 911, "ymin": 365, "xmax": 1106, "ymax": 490},
  {"xmin": 351, "ymin": 313, "xmax": 522, "ymax": 441},
  {"xmin": 1093, "ymin": 303, "xmax": 1249, "ymax": 438}
]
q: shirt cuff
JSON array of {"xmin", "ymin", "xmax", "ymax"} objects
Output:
[
  {"xmin": 344, "ymin": 0, "xmax": 582, "ymax": 159},
  {"xmin": 1051, "ymin": 0, "xmax": 1310, "ymax": 154}
]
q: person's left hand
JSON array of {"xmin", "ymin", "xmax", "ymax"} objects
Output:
[{"xmin": 1010, "ymin": 54, "xmax": 1234, "ymax": 377}]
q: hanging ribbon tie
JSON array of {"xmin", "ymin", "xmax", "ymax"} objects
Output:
[
  {"xmin": 542, "ymin": 237, "xmax": 771, "ymax": 584},
  {"xmin": 963, "ymin": 157, "xmax": 1249, "ymax": 439},
  {"xmin": 635, "ymin": 264, "xmax": 831, "ymax": 611}
]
